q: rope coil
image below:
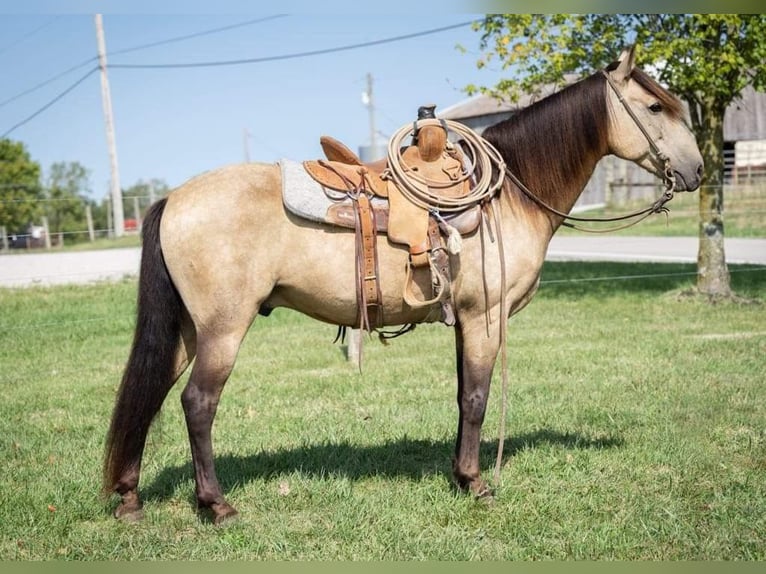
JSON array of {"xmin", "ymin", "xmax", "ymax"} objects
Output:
[{"xmin": 384, "ymin": 118, "xmax": 506, "ymax": 212}]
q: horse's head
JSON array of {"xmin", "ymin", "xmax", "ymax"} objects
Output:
[{"xmin": 604, "ymin": 46, "xmax": 703, "ymax": 192}]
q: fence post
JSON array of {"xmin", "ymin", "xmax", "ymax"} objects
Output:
[
  {"xmin": 1, "ymin": 226, "xmax": 7, "ymax": 252},
  {"xmin": 41, "ymin": 216, "xmax": 52, "ymax": 249},
  {"xmin": 347, "ymin": 328, "xmax": 360, "ymax": 364},
  {"xmin": 85, "ymin": 204, "xmax": 95, "ymax": 241},
  {"xmin": 133, "ymin": 196, "xmax": 141, "ymax": 231}
]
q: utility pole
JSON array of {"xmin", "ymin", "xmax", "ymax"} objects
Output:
[
  {"xmin": 94, "ymin": 14, "xmax": 124, "ymax": 237},
  {"xmin": 366, "ymin": 73, "xmax": 376, "ymax": 151},
  {"xmin": 243, "ymin": 127, "xmax": 251, "ymax": 162}
]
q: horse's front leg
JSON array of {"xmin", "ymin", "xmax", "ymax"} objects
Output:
[{"xmin": 452, "ymin": 318, "xmax": 501, "ymax": 498}]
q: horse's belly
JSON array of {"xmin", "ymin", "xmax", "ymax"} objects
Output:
[{"xmin": 264, "ymin": 248, "xmax": 436, "ymax": 328}]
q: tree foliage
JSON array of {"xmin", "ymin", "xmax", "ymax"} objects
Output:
[
  {"xmin": 470, "ymin": 14, "xmax": 766, "ymax": 297},
  {"xmin": 44, "ymin": 161, "xmax": 91, "ymax": 236},
  {"xmin": 0, "ymin": 138, "xmax": 42, "ymax": 233}
]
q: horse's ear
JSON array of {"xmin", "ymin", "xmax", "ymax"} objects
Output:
[{"xmin": 613, "ymin": 45, "xmax": 637, "ymax": 84}]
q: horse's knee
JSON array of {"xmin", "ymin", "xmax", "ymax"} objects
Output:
[{"xmin": 461, "ymin": 388, "xmax": 489, "ymax": 425}]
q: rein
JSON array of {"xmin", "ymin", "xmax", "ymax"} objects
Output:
[
  {"xmin": 482, "ymin": 68, "xmax": 682, "ymax": 484},
  {"xmin": 503, "ymin": 70, "xmax": 678, "ymax": 234}
]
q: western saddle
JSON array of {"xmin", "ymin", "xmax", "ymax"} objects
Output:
[{"xmin": 302, "ymin": 105, "xmax": 486, "ymax": 333}]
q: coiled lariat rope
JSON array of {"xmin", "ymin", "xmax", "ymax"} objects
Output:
[{"xmin": 384, "ymin": 118, "xmax": 506, "ymax": 212}]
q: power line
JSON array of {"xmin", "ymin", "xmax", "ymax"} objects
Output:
[
  {"xmin": 108, "ymin": 14, "xmax": 288, "ymax": 58},
  {"xmin": 0, "ymin": 15, "xmax": 287, "ymax": 111},
  {"xmin": 1, "ymin": 67, "xmax": 99, "ymax": 138},
  {"xmin": 0, "ymin": 57, "xmax": 97, "ymax": 110},
  {"xmin": 109, "ymin": 20, "xmax": 477, "ymax": 69},
  {"xmin": 0, "ymin": 19, "xmax": 475, "ymax": 137},
  {"xmin": 0, "ymin": 17, "xmax": 60, "ymax": 57}
]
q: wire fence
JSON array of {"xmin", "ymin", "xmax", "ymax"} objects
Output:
[
  {"xmin": 1, "ymin": 265, "xmax": 764, "ymax": 334},
  {"xmin": 1, "ymin": 180, "xmax": 765, "ymax": 252},
  {"xmin": 1, "ymin": 263, "xmax": 763, "ymax": 385}
]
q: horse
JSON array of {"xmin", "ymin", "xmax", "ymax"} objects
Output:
[{"xmin": 103, "ymin": 46, "xmax": 703, "ymax": 524}]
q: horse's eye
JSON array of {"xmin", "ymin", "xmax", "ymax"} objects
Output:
[{"xmin": 649, "ymin": 102, "xmax": 663, "ymax": 113}]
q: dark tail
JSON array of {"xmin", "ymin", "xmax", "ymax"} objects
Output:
[{"xmin": 103, "ymin": 198, "xmax": 183, "ymax": 494}]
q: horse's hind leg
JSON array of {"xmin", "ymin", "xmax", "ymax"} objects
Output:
[
  {"xmin": 180, "ymin": 327, "xmax": 248, "ymax": 525},
  {"xmin": 452, "ymin": 317, "xmax": 500, "ymax": 498},
  {"xmin": 112, "ymin": 319, "xmax": 196, "ymax": 521}
]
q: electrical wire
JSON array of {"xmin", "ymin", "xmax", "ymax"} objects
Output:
[
  {"xmin": 109, "ymin": 21, "xmax": 476, "ymax": 69},
  {"xmin": 107, "ymin": 14, "xmax": 288, "ymax": 58},
  {"xmin": 0, "ymin": 15, "xmax": 286, "ymax": 111},
  {"xmin": 0, "ymin": 18, "xmax": 475, "ymax": 137},
  {"xmin": 1, "ymin": 67, "xmax": 99, "ymax": 138},
  {"xmin": 0, "ymin": 57, "xmax": 97, "ymax": 110},
  {"xmin": 0, "ymin": 17, "xmax": 60, "ymax": 57}
]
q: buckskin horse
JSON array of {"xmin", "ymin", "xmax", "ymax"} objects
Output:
[{"xmin": 103, "ymin": 47, "xmax": 703, "ymax": 523}]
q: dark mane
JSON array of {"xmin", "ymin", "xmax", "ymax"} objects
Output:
[
  {"xmin": 482, "ymin": 72, "xmax": 611, "ymax": 210},
  {"xmin": 481, "ymin": 65, "xmax": 684, "ymax": 212}
]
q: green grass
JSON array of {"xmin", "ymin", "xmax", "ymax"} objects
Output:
[
  {"xmin": 0, "ymin": 262, "xmax": 764, "ymax": 559},
  {"xmin": 560, "ymin": 185, "xmax": 766, "ymax": 237}
]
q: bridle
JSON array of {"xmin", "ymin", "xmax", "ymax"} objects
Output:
[
  {"xmin": 601, "ymin": 70, "xmax": 677, "ymax": 192},
  {"xmin": 502, "ymin": 68, "xmax": 678, "ymax": 233}
]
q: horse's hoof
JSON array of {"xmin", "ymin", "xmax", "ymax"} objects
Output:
[
  {"xmin": 210, "ymin": 502, "xmax": 239, "ymax": 526},
  {"xmin": 114, "ymin": 504, "xmax": 144, "ymax": 523},
  {"xmin": 471, "ymin": 481, "xmax": 495, "ymax": 502},
  {"xmin": 214, "ymin": 510, "xmax": 240, "ymax": 527}
]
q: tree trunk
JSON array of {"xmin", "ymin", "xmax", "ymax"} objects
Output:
[{"xmin": 693, "ymin": 99, "xmax": 732, "ymax": 297}]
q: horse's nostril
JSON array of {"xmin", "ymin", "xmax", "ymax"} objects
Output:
[{"xmin": 697, "ymin": 163, "xmax": 704, "ymax": 178}]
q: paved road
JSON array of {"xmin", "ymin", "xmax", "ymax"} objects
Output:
[
  {"xmin": 0, "ymin": 247, "xmax": 142, "ymax": 288},
  {"xmin": 1, "ymin": 237, "xmax": 764, "ymax": 288},
  {"xmin": 547, "ymin": 236, "xmax": 766, "ymax": 265}
]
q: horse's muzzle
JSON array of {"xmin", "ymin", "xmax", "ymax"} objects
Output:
[{"xmin": 673, "ymin": 162, "xmax": 703, "ymax": 192}]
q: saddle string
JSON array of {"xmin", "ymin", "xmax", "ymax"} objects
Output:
[{"xmin": 487, "ymin": 198, "xmax": 510, "ymax": 486}]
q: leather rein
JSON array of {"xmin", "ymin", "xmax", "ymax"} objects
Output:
[{"xmin": 502, "ymin": 69, "xmax": 678, "ymax": 233}]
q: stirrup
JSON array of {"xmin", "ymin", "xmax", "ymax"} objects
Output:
[{"xmin": 402, "ymin": 260, "xmax": 450, "ymax": 309}]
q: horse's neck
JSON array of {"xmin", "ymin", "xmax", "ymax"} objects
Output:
[
  {"xmin": 550, "ymin": 155, "xmax": 603, "ymax": 224},
  {"xmin": 491, "ymin": 74, "xmax": 610, "ymax": 232},
  {"xmin": 513, "ymin": 148, "xmax": 604, "ymax": 235}
]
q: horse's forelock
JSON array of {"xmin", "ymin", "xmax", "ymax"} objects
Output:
[{"xmin": 629, "ymin": 67, "xmax": 685, "ymax": 121}]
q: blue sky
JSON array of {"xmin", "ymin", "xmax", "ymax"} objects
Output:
[{"xmin": 0, "ymin": 13, "xmax": 506, "ymax": 197}]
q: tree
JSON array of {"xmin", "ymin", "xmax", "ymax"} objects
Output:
[
  {"xmin": 469, "ymin": 14, "xmax": 766, "ymax": 298},
  {"xmin": 44, "ymin": 161, "xmax": 91, "ymax": 240},
  {"xmin": 0, "ymin": 138, "xmax": 42, "ymax": 233},
  {"xmin": 122, "ymin": 179, "xmax": 170, "ymax": 228}
]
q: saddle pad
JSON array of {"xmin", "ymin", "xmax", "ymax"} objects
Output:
[{"xmin": 279, "ymin": 159, "xmax": 387, "ymax": 225}]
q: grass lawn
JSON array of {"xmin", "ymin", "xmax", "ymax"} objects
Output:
[
  {"xmin": 558, "ymin": 184, "xmax": 766, "ymax": 237},
  {"xmin": 0, "ymin": 261, "xmax": 764, "ymax": 559}
]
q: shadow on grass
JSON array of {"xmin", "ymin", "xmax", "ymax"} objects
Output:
[{"xmin": 141, "ymin": 427, "xmax": 623, "ymax": 504}]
